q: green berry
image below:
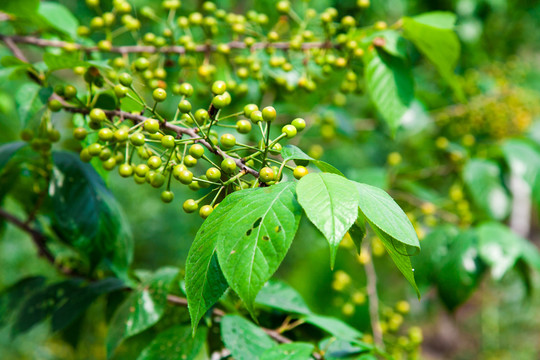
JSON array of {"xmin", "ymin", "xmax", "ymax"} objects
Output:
[
  {"xmin": 250, "ymin": 110, "xmax": 263, "ymax": 123},
  {"xmin": 194, "ymin": 109, "xmax": 209, "ymax": 123},
  {"xmin": 90, "ymin": 108, "xmax": 106, "ymax": 122},
  {"xmin": 189, "ymin": 144, "xmax": 205, "ymax": 158},
  {"xmin": 172, "ymin": 164, "xmax": 187, "ymax": 180},
  {"xmin": 178, "ymin": 99, "xmax": 192, "ymax": 113},
  {"xmin": 206, "ymin": 167, "xmax": 221, "ymax": 181},
  {"xmin": 259, "ymin": 167, "xmax": 275, "ymax": 183},
  {"xmin": 292, "ymin": 118, "xmax": 306, "ymax": 131},
  {"xmin": 144, "ymin": 119, "xmax": 160, "ymax": 133},
  {"xmin": 276, "ymin": 1, "xmax": 290, "ymax": 13},
  {"xmin": 130, "ymin": 132, "xmax": 146, "ymax": 146},
  {"xmin": 212, "ymin": 95, "xmax": 227, "ymax": 109},
  {"xmin": 48, "ymin": 99, "xmax": 63, "ymax": 112},
  {"xmin": 178, "ymin": 83, "xmax": 194, "ymax": 97},
  {"xmin": 134, "ymin": 57, "xmax": 150, "ymax": 71},
  {"xmin": 236, "ymin": 119, "xmax": 252, "ymax": 134},
  {"xmin": 179, "ymin": 169, "xmax": 193, "ymax": 185},
  {"xmin": 99, "ymin": 148, "xmax": 112, "ymax": 161},
  {"xmin": 184, "ymin": 155, "xmax": 197, "ymax": 167},
  {"xmin": 161, "ymin": 135, "xmax": 176, "ymax": 148},
  {"xmin": 88, "ymin": 143, "xmax": 102, "ymax": 156},
  {"xmin": 221, "ymin": 158, "xmax": 237, "ymax": 174},
  {"xmin": 48, "ymin": 129, "xmax": 61, "ymax": 143},
  {"xmin": 114, "ymin": 128, "xmax": 129, "ymax": 142},
  {"xmin": 183, "ymin": 199, "xmax": 198, "ymax": 213},
  {"xmin": 220, "ymin": 133, "xmax": 236, "ymax": 149},
  {"xmin": 118, "ymin": 163, "xmax": 133, "ymax": 177},
  {"xmin": 80, "ymin": 148, "xmax": 92, "ymax": 162},
  {"xmin": 212, "ymin": 80, "xmax": 227, "ymax": 95},
  {"xmin": 135, "ymin": 164, "xmax": 149, "ymax": 177},
  {"xmin": 119, "ymin": 72, "xmax": 132, "ymax": 86},
  {"xmin": 150, "ymin": 173, "xmax": 166, "ymax": 188},
  {"xmin": 98, "ymin": 128, "xmax": 114, "ymax": 141},
  {"xmin": 262, "ymin": 106, "xmax": 277, "ymax": 122},
  {"xmin": 199, "ymin": 205, "xmax": 213, "ymax": 219},
  {"xmin": 64, "ymin": 85, "xmax": 77, "ymax": 99},
  {"xmin": 148, "ymin": 155, "xmax": 162, "ymax": 169},
  {"xmin": 282, "ymin": 124, "xmax": 297, "ymax": 138},
  {"xmin": 152, "ymin": 88, "xmax": 167, "ymax": 102},
  {"xmin": 161, "ymin": 191, "xmax": 174, "ymax": 203},
  {"xmin": 114, "ymin": 84, "xmax": 129, "ymax": 98},
  {"xmin": 293, "ymin": 166, "xmax": 308, "ymax": 179},
  {"xmin": 102, "ymin": 158, "xmax": 117, "ymax": 170},
  {"xmin": 20, "ymin": 129, "xmax": 34, "ymax": 142},
  {"xmin": 244, "ymin": 104, "xmax": 258, "ymax": 118},
  {"xmin": 197, "ymin": 175, "xmax": 211, "ymax": 188},
  {"xmin": 73, "ymin": 127, "xmax": 87, "ymax": 140}
]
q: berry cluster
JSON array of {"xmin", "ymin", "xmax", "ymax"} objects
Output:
[{"xmin": 59, "ymin": 78, "xmax": 308, "ymax": 219}]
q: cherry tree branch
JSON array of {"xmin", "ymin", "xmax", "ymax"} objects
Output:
[{"xmin": 363, "ymin": 244, "xmax": 385, "ymax": 350}]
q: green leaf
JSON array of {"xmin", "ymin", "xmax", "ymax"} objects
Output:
[
  {"xmin": 51, "ymin": 151, "xmax": 133, "ymax": 278},
  {"xmin": 363, "ymin": 48, "xmax": 414, "ymax": 134},
  {"xmin": 463, "ymin": 159, "xmax": 510, "ymax": 220},
  {"xmin": 355, "ymin": 183, "xmax": 419, "ymax": 249},
  {"xmin": 502, "ymin": 139, "xmax": 540, "ymax": 187},
  {"xmin": 15, "ymin": 83, "xmax": 52, "ymax": 126},
  {"xmin": 281, "ymin": 145, "xmax": 344, "ymax": 176},
  {"xmin": 255, "ymin": 280, "xmax": 311, "ymax": 315},
  {"xmin": 106, "ymin": 267, "xmax": 179, "ymax": 356},
  {"xmin": 0, "ymin": 276, "xmax": 46, "ymax": 327},
  {"xmin": 435, "ymin": 230, "xmax": 485, "ymax": 310},
  {"xmin": 304, "ymin": 314, "xmax": 362, "ymax": 341},
  {"xmin": 0, "ymin": 0, "xmax": 39, "ymax": 17},
  {"xmin": 348, "ymin": 215, "xmax": 366, "ymax": 254},
  {"xmin": 38, "ymin": 2, "xmax": 79, "ymax": 38},
  {"xmin": 297, "ymin": 173, "xmax": 360, "ymax": 268},
  {"xmin": 12, "ymin": 280, "xmax": 82, "ymax": 335},
  {"xmin": 51, "ymin": 278, "xmax": 125, "ymax": 332},
  {"xmin": 319, "ymin": 338, "xmax": 373, "ymax": 359},
  {"xmin": 361, "ymin": 30, "xmax": 408, "ymax": 58},
  {"xmin": 0, "ymin": 142, "xmax": 26, "ymax": 172},
  {"xmin": 221, "ymin": 315, "xmax": 276, "ymax": 360},
  {"xmin": 261, "ymin": 343, "xmax": 315, "ymax": 360},
  {"xmin": 217, "ymin": 182, "xmax": 302, "ymax": 314},
  {"xmin": 93, "ymin": 90, "xmax": 119, "ymax": 110},
  {"xmin": 0, "ymin": 56, "xmax": 30, "ymax": 68},
  {"xmin": 403, "ymin": 12, "xmax": 462, "ymax": 100},
  {"xmin": 137, "ymin": 325, "xmax": 208, "ymax": 360},
  {"xmin": 43, "ymin": 53, "xmax": 91, "ymax": 72},
  {"xmin": 186, "ymin": 190, "xmax": 251, "ymax": 332},
  {"xmin": 476, "ymin": 222, "xmax": 540, "ymax": 279}
]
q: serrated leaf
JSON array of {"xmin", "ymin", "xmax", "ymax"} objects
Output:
[
  {"xmin": 217, "ymin": 182, "xmax": 302, "ymax": 314},
  {"xmin": 297, "ymin": 173, "xmax": 359, "ymax": 268},
  {"xmin": 255, "ymin": 280, "xmax": 311, "ymax": 315},
  {"xmin": 221, "ymin": 315, "xmax": 275, "ymax": 360},
  {"xmin": 304, "ymin": 314, "xmax": 362, "ymax": 341},
  {"xmin": 281, "ymin": 145, "xmax": 344, "ymax": 176},
  {"xmin": 106, "ymin": 267, "xmax": 179, "ymax": 356},
  {"xmin": 186, "ymin": 190, "xmax": 251, "ymax": 332},
  {"xmin": 50, "ymin": 151, "xmax": 133, "ymax": 279},
  {"xmin": 137, "ymin": 325, "xmax": 207, "ymax": 360},
  {"xmin": 403, "ymin": 12, "xmax": 462, "ymax": 100},
  {"xmin": 463, "ymin": 159, "xmax": 510, "ymax": 220},
  {"xmin": 363, "ymin": 48, "xmax": 414, "ymax": 134},
  {"xmin": 362, "ymin": 30, "xmax": 408, "ymax": 58},
  {"xmin": 261, "ymin": 343, "xmax": 315, "ymax": 360},
  {"xmin": 38, "ymin": 2, "xmax": 79, "ymax": 38}
]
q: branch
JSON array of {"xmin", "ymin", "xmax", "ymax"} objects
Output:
[
  {"xmin": 363, "ymin": 244, "xmax": 385, "ymax": 350},
  {"xmin": 0, "ymin": 34, "xmax": 335, "ymax": 55},
  {"xmin": 59, "ymin": 103, "xmax": 260, "ymax": 178}
]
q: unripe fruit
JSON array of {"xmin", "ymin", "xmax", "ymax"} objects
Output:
[
  {"xmin": 276, "ymin": 1, "xmax": 290, "ymax": 13},
  {"xmin": 194, "ymin": 109, "xmax": 209, "ymax": 123},
  {"xmin": 178, "ymin": 82, "xmax": 194, "ymax": 97},
  {"xmin": 98, "ymin": 128, "xmax": 114, "ymax": 141},
  {"xmin": 212, "ymin": 95, "xmax": 227, "ymax": 109},
  {"xmin": 20, "ymin": 129, "xmax": 34, "ymax": 142},
  {"xmin": 114, "ymin": 128, "xmax": 129, "ymax": 142},
  {"xmin": 48, "ymin": 99, "xmax": 63, "ymax": 112},
  {"xmin": 221, "ymin": 158, "xmax": 237, "ymax": 174},
  {"xmin": 88, "ymin": 143, "xmax": 102, "ymax": 156},
  {"xmin": 199, "ymin": 205, "xmax": 213, "ymax": 219},
  {"xmin": 206, "ymin": 167, "xmax": 221, "ymax": 182},
  {"xmin": 262, "ymin": 106, "xmax": 277, "ymax": 122},
  {"xmin": 282, "ymin": 124, "xmax": 297, "ymax": 138},
  {"xmin": 244, "ymin": 104, "xmax": 258, "ymax": 118},
  {"xmin": 293, "ymin": 166, "xmax": 308, "ymax": 179},
  {"xmin": 236, "ymin": 120, "xmax": 252, "ymax": 134},
  {"xmin": 134, "ymin": 57, "xmax": 150, "ymax": 71},
  {"xmin": 189, "ymin": 144, "xmax": 205, "ymax": 158},
  {"xmin": 135, "ymin": 164, "xmax": 149, "ymax": 177},
  {"xmin": 259, "ymin": 167, "xmax": 275, "ymax": 183},
  {"xmin": 178, "ymin": 169, "xmax": 193, "ymax": 185},
  {"xmin": 103, "ymin": 158, "xmax": 117, "ymax": 170},
  {"xmin": 90, "ymin": 108, "xmax": 106, "ymax": 123},
  {"xmin": 80, "ymin": 148, "xmax": 92, "ymax": 162},
  {"xmin": 211, "ymin": 80, "xmax": 227, "ymax": 95},
  {"xmin": 114, "ymin": 84, "xmax": 128, "ymax": 98},
  {"xmin": 184, "ymin": 155, "xmax": 198, "ymax": 167},
  {"xmin": 119, "ymin": 72, "xmax": 132, "ymax": 86},
  {"xmin": 150, "ymin": 173, "xmax": 166, "ymax": 188},
  {"xmin": 292, "ymin": 118, "xmax": 306, "ymax": 131},
  {"xmin": 161, "ymin": 135, "xmax": 175, "ymax": 148},
  {"xmin": 64, "ymin": 85, "xmax": 77, "ymax": 99},
  {"xmin": 152, "ymin": 88, "xmax": 167, "ymax": 102},
  {"xmin": 220, "ymin": 133, "xmax": 236, "ymax": 149},
  {"xmin": 250, "ymin": 110, "xmax": 263, "ymax": 123},
  {"xmin": 73, "ymin": 127, "xmax": 88, "ymax": 140},
  {"xmin": 130, "ymin": 132, "xmax": 146, "ymax": 146},
  {"xmin": 172, "ymin": 164, "xmax": 187, "ymax": 180},
  {"xmin": 183, "ymin": 199, "xmax": 198, "ymax": 213},
  {"xmin": 118, "ymin": 163, "xmax": 133, "ymax": 177},
  {"xmin": 178, "ymin": 99, "xmax": 192, "ymax": 113},
  {"xmin": 144, "ymin": 119, "xmax": 160, "ymax": 133},
  {"xmin": 161, "ymin": 191, "xmax": 174, "ymax": 203},
  {"xmin": 148, "ymin": 155, "xmax": 162, "ymax": 169}
]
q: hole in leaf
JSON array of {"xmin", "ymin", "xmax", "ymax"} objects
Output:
[
  {"xmin": 252, "ymin": 217, "xmax": 262, "ymax": 228},
  {"xmin": 246, "ymin": 228, "xmax": 252, "ymax": 236},
  {"xmin": 262, "ymin": 235, "xmax": 270, "ymax": 241},
  {"xmin": 275, "ymin": 226, "xmax": 282, "ymax": 233}
]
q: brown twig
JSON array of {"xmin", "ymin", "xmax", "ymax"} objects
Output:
[
  {"xmin": 0, "ymin": 34, "xmax": 336, "ymax": 55},
  {"xmin": 363, "ymin": 244, "xmax": 385, "ymax": 350}
]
